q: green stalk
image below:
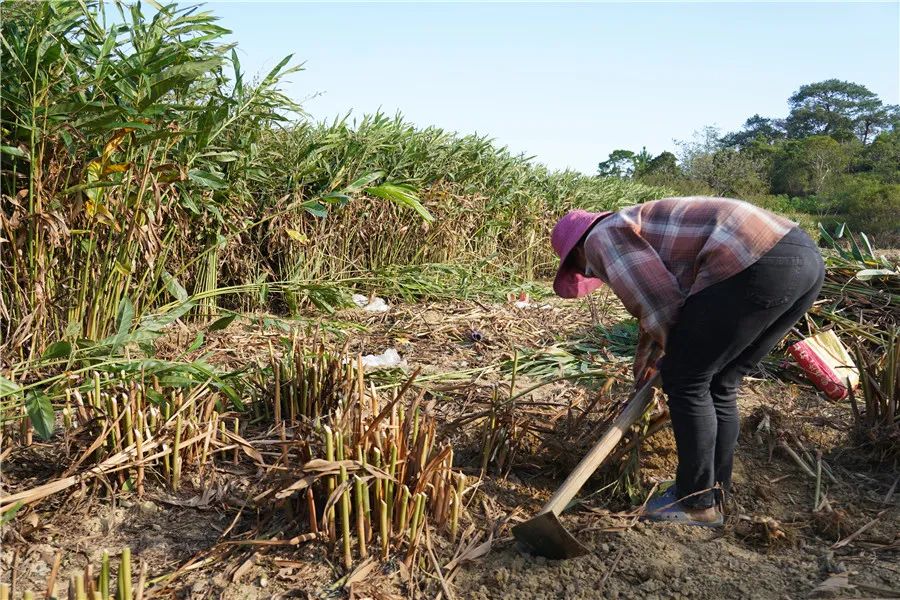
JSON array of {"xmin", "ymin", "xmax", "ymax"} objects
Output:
[
  {"xmin": 354, "ymin": 476, "xmax": 368, "ymax": 559},
  {"xmin": 100, "ymin": 550, "xmax": 110, "ymax": 599},
  {"xmin": 118, "ymin": 547, "xmax": 131, "ymax": 600},
  {"xmin": 386, "ymin": 443, "xmax": 397, "ymax": 519},
  {"xmin": 339, "ymin": 465, "xmax": 352, "ymax": 569},
  {"xmin": 398, "ymin": 485, "xmax": 411, "ymax": 539},
  {"xmin": 379, "ymin": 499, "xmax": 389, "ymax": 558},
  {"xmin": 76, "ymin": 572, "xmax": 86, "ymax": 600}
]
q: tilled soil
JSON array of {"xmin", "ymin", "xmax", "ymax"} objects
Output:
[{"xmin": 3, "ymin": 295, "xmax": 898, "ymax": 599}]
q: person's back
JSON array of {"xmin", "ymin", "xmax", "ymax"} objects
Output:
[{"xmin": 599, "ymin": 197, "xmax": 796, "ymax": 296}]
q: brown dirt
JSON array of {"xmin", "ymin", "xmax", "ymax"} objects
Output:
[{"xmin": 3, "ymin": 293, "xmax": 898, "ymax": 599}]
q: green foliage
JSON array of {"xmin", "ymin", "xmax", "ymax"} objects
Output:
[
  {"xmin": 721, "ymin": 115, "xmax": 786, "ymax": 149},
  {"xmin": 597, "ymin": 147, "xmax": 654, "ymax": 178},
  {"xmin": 595, "ymin": 319, "xmax": 640, "ymax": 357},
  {"xmin": 675, "ymin": 128, "xmax": 768, "ymax": 196},
  {"xmin": 639, "ymin": 151, "xmax": 679, "ymax": 178},
  {"xmin": 824, "ymin": 176, "xmax": 900, "ymax": 236},
  {"xmin": 786, "ymin": 79, "xmax": 898, "ymax": 143},
  {"xmin": 770, "ymin": 136, "xmax": 853, "ymax": 197},
  {"xmin": 597, "ymin": 149, "xmax": 636, "ymax": 177},
  {"xmin": 859, "ymin": 130, "xmax": 900, "ymax": 184},
  {"xmin": 25, "ymin": 391, "xmax": 55, "ymax": 440},
  {"xmin": 751, "ymin": 194, "xmax": 820, "ymax": 216}
]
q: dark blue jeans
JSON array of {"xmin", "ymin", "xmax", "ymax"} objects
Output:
[{"xmin": 659, "ymin": 227, "xmax": 825, "ymax": 509}]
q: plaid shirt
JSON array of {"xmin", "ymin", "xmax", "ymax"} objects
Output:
[{"xmin": 584, "ymin": 197, "xmax": 796, "ymax": 347}]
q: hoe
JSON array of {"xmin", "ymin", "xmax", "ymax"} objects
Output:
[{"xmin": 512, "ymin": 374, "xmax": 661, "ymax": 559}]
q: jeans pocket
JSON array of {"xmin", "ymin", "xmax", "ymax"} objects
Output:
[{"xmin": 746, "ymin": 255, "xmax": 802, "ymax": 308}]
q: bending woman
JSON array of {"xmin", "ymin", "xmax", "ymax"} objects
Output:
[{"xmin": 551, "ymin": 197, "xmax": 825, "ymax": 526}]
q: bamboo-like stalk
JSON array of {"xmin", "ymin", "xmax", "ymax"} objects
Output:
[
  {"xmin": 135, "ymin": 561, "xmax": 146, "ymax": 600},
  {"xmin": 271, "ymin": 342, "xmax": 282, "ymax": 425},
  {"xmin": 306, "ymin": 488, "xmax": 318, "ymax": 534},
  {"xmin": 406, "ymin": 492, "xmax": 427, "ymax": 565},
  {"xmin": 357, "ymin": 447, "xmax": 372, "ymax": 543},
  {"xmin": 75, "ymin": 572, "xmax": 85, "ymax": 600},
  {"xmin": 379, "ymin": 499, "xmax": 389, "ymax": 559},
  {"xmin": 118, "ymin": 547, "xmax": 131, "ymax": 600},
  {"xmin": 411, "ymin": 407, "xmax": 420, "ymax": 447},
  {"xmin": 339, "ymin": 465, "xmax": 352, "ymax": 569},
  {"xmin": 409, "ymin": 492, "xmax": 424, "ymax": 543},
  {"xmin": 0, "ymin": 583, "xmax": 8, "ymax": 600},
  {"xmin": 108, "ymin": 394, "xmax": 120, "ymax": 451},
  {"xmin": 134, "ymin": 413, "xmax": 145, "ymax": 498},
  {"xmin": 397, "ymin": 485, "xmax": 411, "ymax": 541},
  {"xmin": 63, "ymin": 400, "xmax": 73, "ymax": 430},
  {"xmin": 449, "ymin": 489, "xmax": 461, "ymax": 540},
  {"xmin": 354, "ymin": 476, "xmax": 368, "ymax": 559},
  {"xmin": 85, "ymin": 564, "xmax": 95, "ymax": 598},
  {"xmin": 100, "ymin": 551, "xmax": 110, "ymax": 600},
  {"xmin": 232, "ymin": 418, "xmax": 239, "ymax": 465},
  {"xmin": 219, "ymin": 421, "xmax": 227, "ymax": 457},
  {"xmin": 199, "ymin": 419, "xmax": 213, "ymax": 471},
  {"xmin": 324, "ymin": 425, "xmax": 336, "ymax": 540},
  {"xmin": 172, "ymin": 412, "xmax": 183, "ymax": 491},
  {"xmin": 386, "ymin": 443, "xmax": 398, "ymax": 523},
  {"xmin": 123, "ymin": 392, "xmax": 134, "ymax": 449}
]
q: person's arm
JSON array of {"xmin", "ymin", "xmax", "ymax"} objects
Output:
[{"xmin": 584, "ymin": 218, "xmax": 684, "ymax": 348}]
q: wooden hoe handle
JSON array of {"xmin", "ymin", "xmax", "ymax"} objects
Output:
[{"xmin": 541, "ymin": 373, "xmax": 661, "ymax": 516}]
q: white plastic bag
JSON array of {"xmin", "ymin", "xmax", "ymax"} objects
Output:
[
  {"xmin": 360, "ymin": 348, "xmax": 406, "ymax": 370},
  {"xmin": 351, "ymin": 293, "xmax": 389, "ymax": 313}
]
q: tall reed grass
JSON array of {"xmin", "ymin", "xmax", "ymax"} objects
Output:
[{"xmin": 0, "ymin": 0, "xmax": 670, "ymax": 362}]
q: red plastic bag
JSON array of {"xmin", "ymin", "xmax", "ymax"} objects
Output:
[{"xmin": 788, "ymin": 330, "xmax": 859, "ymax": 400}]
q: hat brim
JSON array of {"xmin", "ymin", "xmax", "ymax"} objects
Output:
[{"xmin": 553, "ymin": 264, "xmax": 604, "ymax": 299}]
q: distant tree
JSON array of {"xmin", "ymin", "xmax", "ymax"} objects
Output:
[
  {"xmin": 785, "ymin": 79, "xmax": 898, "ymax": 143},
  {"xmin": 721, "ymin": 115, "xmax": 786, "ymax": 149},
  {"xmin": 631, "ymin": 147, "xmax": 653, "ymax": 177},
  {"xmin": 597, "ymin": 147, "xmax": 655, "ymax": 178},
  {"xmin": 771, "ymin": 136, "xmax": 852, "ymax": 196},
  {"xmin": 640, "ymin": 151, "xmax": 679, "ymax": 177},
  {"xmin": 860, "ymin": 130, "xmax": 900, "ymax": 183},
  {"xmin": 598, "ymin": 149, "xmax": 637, "ymax": 178},
  {"xmin": 857, "ymin": 106, "xmax": 900, "ymax": 145},
  {"xmin": 676, "ymin": 128, "xmax": 766, "ymax": 196}
]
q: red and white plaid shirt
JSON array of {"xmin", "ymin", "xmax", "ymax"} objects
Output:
[{"xmin": 584, "ymin": 197, "xmax": 796, "ymax": 347}]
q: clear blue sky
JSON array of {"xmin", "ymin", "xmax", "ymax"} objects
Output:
[{"xmin": 208, "ymin": 1, "xmax": 900, "ymax": 174}]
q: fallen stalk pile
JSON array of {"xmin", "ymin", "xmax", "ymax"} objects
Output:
[{"xmin": 0, "ymin": 375, "xmax": 230, "ymax": 512}]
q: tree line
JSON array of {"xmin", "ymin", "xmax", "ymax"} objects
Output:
[{"xmin": 597, "ymin": 80, "xmax": 900, "ymax": 237}]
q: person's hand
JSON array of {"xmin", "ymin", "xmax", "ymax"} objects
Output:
[{"xmin": 634, "ymin": 327, "xmax": 663, "ymax": 386}]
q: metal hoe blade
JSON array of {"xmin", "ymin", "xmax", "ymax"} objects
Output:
[{"xmin": 512, "ymin": 511, "xmax": 590, "ymax": 560}]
